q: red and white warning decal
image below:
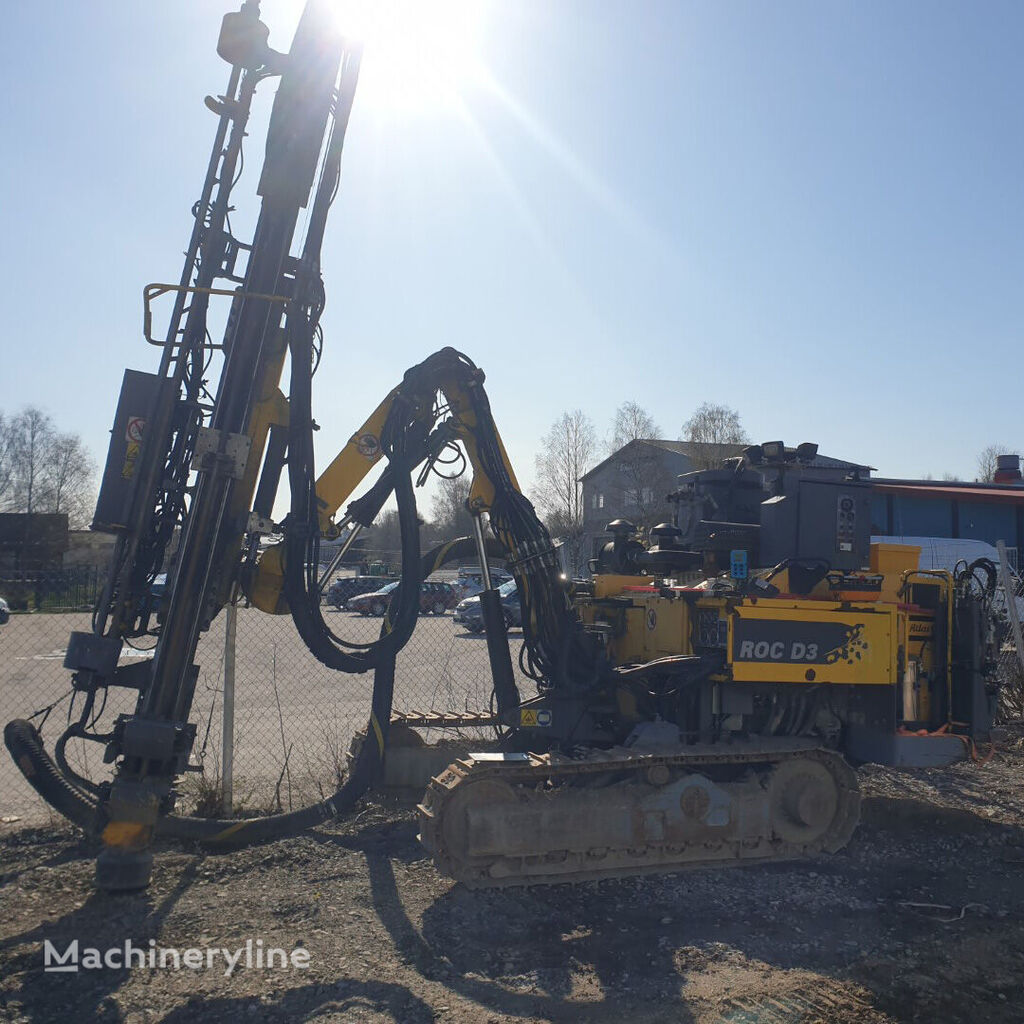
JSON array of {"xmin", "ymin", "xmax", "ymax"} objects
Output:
[{"xmin": 125, "ymin": 416, "xmax": 146, "ymax": 444}]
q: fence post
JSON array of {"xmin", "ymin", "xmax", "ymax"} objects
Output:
[
  {"xmin": 997, "ymin": 541, "xmax": 1024, "ymax": 678},
  {"xmin": 222, "ymin": 597, "xmax": 237, "ymax": 812}
]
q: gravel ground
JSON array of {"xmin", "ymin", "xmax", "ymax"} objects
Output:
[{"xmin": 3, "ymin": 751, "xmax": 1024, "ymax": 1023}]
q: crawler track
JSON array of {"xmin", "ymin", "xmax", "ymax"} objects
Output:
[{"xmin": 418, "ymin": 740, "xmax": 860, "ymax": 887}]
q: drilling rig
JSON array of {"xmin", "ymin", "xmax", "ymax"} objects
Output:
[
  {"xmin": 8, "ymin": 1, "xmax": 368, "ymax": 889},
  {"xmin": 6, "ymin": 1, "xmax": 1006, "ymax": 892}
]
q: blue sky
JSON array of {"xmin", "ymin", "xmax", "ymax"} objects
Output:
[{"xmin": 1, "ymin": 0, "xmax": 1021, "ymax": 497}]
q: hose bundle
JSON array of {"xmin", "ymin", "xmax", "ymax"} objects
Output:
[{"xmin": 398, "ymin": 348, "xmax": 607, "ymax": 694}]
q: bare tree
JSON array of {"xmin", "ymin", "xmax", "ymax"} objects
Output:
[
  {"xmin": 0, "ymin": 407, "xmax": 97, "ymax": 526},
  {"xmin": 534, "ymin": 410, "xmax": 597, "ymax": 574},
  {"xmin": 608, "ymin": 400, "xmax": 660, "ymax": 454},
  {"xmin": 10, "ymin": 407, "xmax": 53, "ymax": 514},
  {"xmin": 44, "ymin": 433, "xmax": 96, "ymax": 526},
  {"xmin": 364, "ymin": 509, "xmax": 403, "ymax": 565},
  {"xmin": 429, "ymin": 474, "xmax": 473, "ymax": 541},
  {"xmin": 977, "ymin": 444, "xmax": 1020, "ymax": 483},
  {"xmin": 0, "ymin": 413, "xmax": 16, "ymax": 510},
  {"xmin": 681, "ymin": 402, "xmax": 749, "ymax": 470}
]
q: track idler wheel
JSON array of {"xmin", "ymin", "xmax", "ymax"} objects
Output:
[
  {"xmin": 768, "ymin": 758, "xmax": 842, "ymax": 847},
  {"xmin": 439, "ymin": 776, "xmax": 518, "ymax": 868}
]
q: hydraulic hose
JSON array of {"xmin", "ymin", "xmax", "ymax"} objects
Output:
[
  {"xmin": 281, "ymin": 273, "xmax": 424, "ymax": 672},
  {"xmin": 5, "ymin": 719, "xmax": 98, "ymax": 833},
  {"xmin": 5, "ymin": 537, "xmax": 501, "ymax": 848},
  {"xmin": 6, "ymin": 345, "xmax": 598, "ymax": 851},
  {"xmin": 4, "ymin": 702, "xmax": 385, "ymax": 848}
]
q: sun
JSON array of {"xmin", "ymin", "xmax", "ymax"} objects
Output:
[{"xmin": 332, "ymin": 0, "xmax": 487, "ymax": 115}]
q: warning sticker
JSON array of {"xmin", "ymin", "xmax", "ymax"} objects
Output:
[
  {"xmin": 125, "ymin": 416, "xmax": 146, "ymax": 444},
  {"xmin": 520, "ymin": 709, "xmax": 552, "ymax": 727},
  {"xmin": 356, "ymin": 433, "xmax": 380, "ymax": 459},
  {"xmin": 122, "ymin": 439, "xmax": 142, "ymax": 480}
]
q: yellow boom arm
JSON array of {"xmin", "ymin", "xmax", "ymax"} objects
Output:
[{"xmin": 246, "ymin": 368, "xmax": 519, "ymax": 613}]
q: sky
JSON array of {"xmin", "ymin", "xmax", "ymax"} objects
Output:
[{"xmin": 1, "ymin": 0, "xmax": 1021, "ymax": 509}]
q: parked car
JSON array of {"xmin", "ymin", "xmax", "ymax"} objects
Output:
[
  {"xmin": 326, "ymin": 574, "xmax": 397, "ymax": 610},
  {"xmin": 348, "ymin": 581, "xmax": 400, "ymax": 616},
  {"xmin": 0, "ymin": 596, "xmax": 10, "ymax": 625},
  {"xmin": 453, "ymin": 579, "xmax": 520, "ymax": 633},
  {"xmin": 455, "ymin": 570, "xmax": 512, "ymax": 601},
  {"xmin": 348, "ymin": 580, "xmax": 461, "ymax": 616},
  {"xmin": 419, "ymin": 580, "xmax": 461, "ymax": 614}
]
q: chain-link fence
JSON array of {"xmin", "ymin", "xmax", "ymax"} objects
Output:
[
  {"xmin": 8, "ymin": 548, "xmax": 1023, "ymax": 828},
  {"xmin": 0, "ymin": 567, "xmax": 534, "ymax": 826},
  {"xmin": 995, "ymin": 542, "xmax": 1024, "ymax": 722}
]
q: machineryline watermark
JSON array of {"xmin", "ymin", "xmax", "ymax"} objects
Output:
[{"xmin": 43, "ymin": 938, "xmax": 310, "ymax": 976}]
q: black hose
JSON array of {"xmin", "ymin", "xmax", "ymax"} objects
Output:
[
  {"xmin": 4, "ymin": 712, "xmax": 382, "ymax": 847},
  {"xmin": 9, "ymin": 345, "xmax": 594, "ymax": 845},
  {"xmin": 281, "ymin": 284, "xmax": 424, "ymax": 671},
  {"xmin": 5, "ymin": 719, "xmax": 98, "ymax": 833},
  {"xmin": 55, "ymin": 726, "xmax": 102, "ymax": 796},
  {"xmin": 5, "ymin": 537, "xmax": 500, "ymax": 849}
]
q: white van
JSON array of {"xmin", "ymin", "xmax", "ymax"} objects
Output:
[
  {"xmin": 871, "ymin": 536, "xmax": 1002, "ymax": 573},
  {"xmin": 456, "ymin": 565, "xmax": 512, "ymax": 599},
  {"xmin": 873, "ymin": 536, "xmax": 1023, "ymax": 625}
]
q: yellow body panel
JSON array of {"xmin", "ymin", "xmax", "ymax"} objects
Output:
[
  {"xmin": 248, "ymin": 543, "xmax": 285, "ymax": 615},
  {"xmin": 728, "ymin": 602, "xmax": 896, "ymax": 685},
  {"xmin": 580, "ymin": 564, "xmax": 955, "ymax": 704},
  {"xmin": 608, "ymin": 592, "xmax": 690, "ymax": 662}
]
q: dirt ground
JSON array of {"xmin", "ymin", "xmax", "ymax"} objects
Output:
[{"xmin": 3, "ymin": 750, "xmax": 1024, "ymax": 1024}]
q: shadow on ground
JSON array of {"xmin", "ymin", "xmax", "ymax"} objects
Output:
[
  {"xmin": 3, "ymin": 791, "xmax": 1024, "ymax": 1022},
  {"xmin": 336, "ymin": 795, "xmax": 1024, "ymax": 1023},
  {"xmin": 0, "ymin": 856, "xmax": 201, "ymax": 1022}
]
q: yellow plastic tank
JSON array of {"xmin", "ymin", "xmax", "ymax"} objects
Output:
[{"xmin": 870, "ymin": 543, "xmax": 921, "ymax": 603}]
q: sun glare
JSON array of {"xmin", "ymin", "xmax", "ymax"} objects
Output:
[{"xmin": 334, "ymin": 0, "xmax": 487, "ymax": 114}]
